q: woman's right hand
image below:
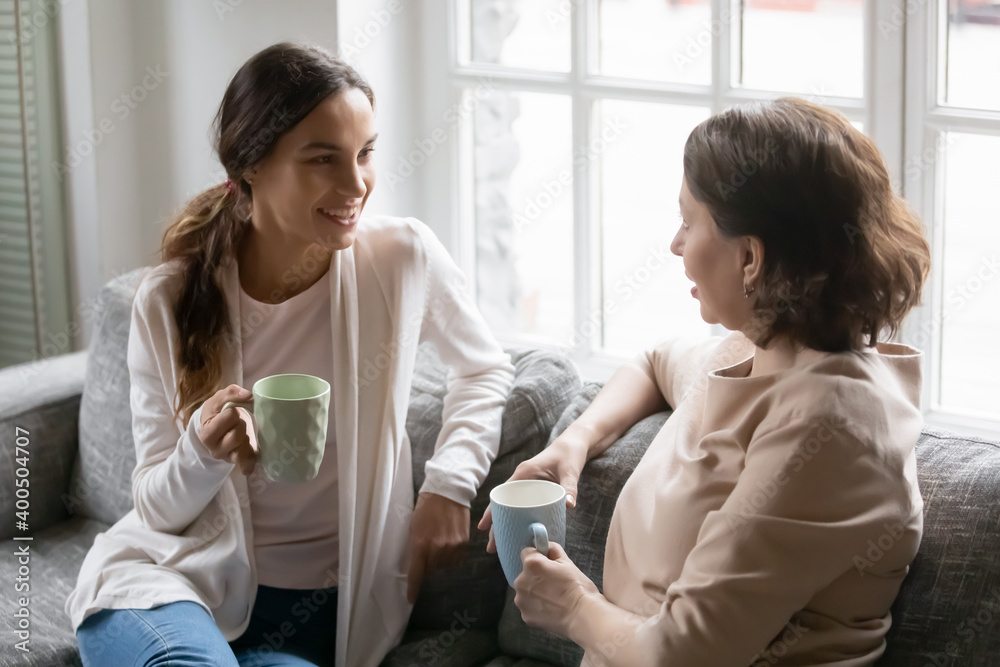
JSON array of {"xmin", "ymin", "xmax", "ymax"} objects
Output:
[
  {"xmin": 196, "ymin": 384, "xmax": 257, "ymax": 476},
  {"xmin": 477, "ymin": 428, "xmax": 591, "ymax": 553}
]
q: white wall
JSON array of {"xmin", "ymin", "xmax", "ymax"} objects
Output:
[
  {"xmin": 336, "ymin": 0, "xmax": 423, "ymax": 222},
  {"xmin": 62, "ymin": 0, "xmax": 434, "ymax": 348}
]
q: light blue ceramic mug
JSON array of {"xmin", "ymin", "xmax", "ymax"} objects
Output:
[{"xmin": 489, "ymin": 479, "xmax": 567, "ymax": 587}]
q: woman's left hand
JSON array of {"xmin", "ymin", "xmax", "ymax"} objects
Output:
[
  {"xmin": 407, "ymin": 492, "xmax": 470, "ymax": 603},
  {"xmin": 514, "ymin": 542, "xmax": 601, "ymax": 638}
]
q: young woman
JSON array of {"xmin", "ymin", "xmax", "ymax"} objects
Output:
[
  {"xmin": 66, "ymin": 43, "xmax": 514, "ymax": 667},
  {"xmin": 481, "ymin": 97, "xmax": 931, "ymax": 666}
]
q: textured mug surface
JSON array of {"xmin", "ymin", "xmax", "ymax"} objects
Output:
[
  {"xmin": 222, "ymin": 373, "xmax": 330, "ymax": 483},
  {"xmin": 489, "ymin": 480, "xmax": 567, "ymax": 587}
]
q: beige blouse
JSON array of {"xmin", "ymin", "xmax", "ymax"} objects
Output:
[{"xmin": 585, "ymin": 332, "xmax": 924, "ymax": 666}]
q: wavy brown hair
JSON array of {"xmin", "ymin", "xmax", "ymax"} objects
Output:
[
  {"xmin": 159, "ymin": 43, "xmax": 374, "ymax": 427},
  {"xmin": 683, "ymin": 97, "xmax": 931, "ymax": 352}
]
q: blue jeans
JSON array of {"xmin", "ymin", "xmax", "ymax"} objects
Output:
[{"xmin": 76, "ymin": 585, "xmax": 338, "ymax": 667}]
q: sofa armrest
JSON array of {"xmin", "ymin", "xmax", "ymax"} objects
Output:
[{"xmin": 0, "ymin": 351, "xmax": 88, "ymax": 538}]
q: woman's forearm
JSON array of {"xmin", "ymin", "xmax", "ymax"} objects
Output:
[
  {"xmin": 568, "ymin": 591, "xmax": 653, "ymax": 666},
  {"xmin": 567, "ymin": 363, "xmax": 668, "ymax": 461}
]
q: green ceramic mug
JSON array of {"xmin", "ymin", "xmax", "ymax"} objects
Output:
[{"xmin": 222, "ymin": 373, "xmax": 331, "ymax": 483}]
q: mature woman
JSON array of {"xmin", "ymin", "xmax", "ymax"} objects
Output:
[
  {"xmin": 481, "ymin": 97, "xmax": 930, "ymax": 666},
  {"xmin": 65, "ymin": 43, "xmax": 514, "ymax": 667}
]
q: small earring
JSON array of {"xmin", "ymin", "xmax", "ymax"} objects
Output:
[{"xmin": 743, "ymin": 283, "xmax": 755, "ymax": 299}]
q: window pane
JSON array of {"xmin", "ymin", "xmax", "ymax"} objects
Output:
[
  {"xmin": 597, "ymin": 0, "xmax": 712, "ymax": 85},
  {"xmin": 465, "ymin": 0, "xmax": 570, "ymax": 72},
  {"xmin": 736, "ymin": 0, "xmax": 863, "ymax": 98},
  {"xmin": 598, "ymin": 100, "xmax": 712, "ymax": 355},
  {"xmin": 943, "ymin": 2, "xmax": 1000, "ymax": 110},
  {"xmin": 473, "ymin": 91, "xmax": 574, "ymax": 343},
  {"xmin": 939, "ymin": 132, "xmax": 1000, "ymax": 415}
]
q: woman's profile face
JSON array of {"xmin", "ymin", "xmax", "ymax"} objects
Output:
[
  {"xmin": 671, "ymin": 176, "xmax": 748, "ymax": 330},
  {"xmin": 248, "ymin": 87, "xmax": 377, "ymax": 252}
]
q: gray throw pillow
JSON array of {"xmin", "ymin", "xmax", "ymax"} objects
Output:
[{"xmin": 69, "ymin": 268, "xmax": 149, "ymax": 525}]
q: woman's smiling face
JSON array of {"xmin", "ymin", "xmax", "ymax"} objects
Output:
[
  {"xmin": 671, "ymin": 176, "xmax": 754, "ymax": 331},
  {"xmin": 248, "ymin": 87, "xmax": 377, "ymax": 252}
]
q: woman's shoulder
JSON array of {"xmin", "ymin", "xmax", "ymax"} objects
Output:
[
  {"xmin": 762, "ymin": 347, "xmax": 923, "ymax": 461},
  {"xmin": 793, "ymin": 346, "xmax": 920, "ymax": 410},
  {"xmin": 354, "ymin": 215, "xmax": 434, "ymax": 257},
  {"xmin": 132, "ymin": 259, "xmax": 187, "ymax": 318},
  {"xmin": 353, "ymin": 215, "xmax": 457, "ymax": 287}
]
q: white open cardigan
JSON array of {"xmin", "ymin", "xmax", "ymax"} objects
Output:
[{"xmin": 65, "ymin": 215, "xmax": 515, "ymax": 667}]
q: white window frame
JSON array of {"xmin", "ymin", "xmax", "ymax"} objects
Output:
[
  {"xmin": 422, "ymin": 0, "xmax": 998, "ymax": 439},
  {"xmin": 901, "ymin": 0, "xmax": 1000, "ymax": 439}
]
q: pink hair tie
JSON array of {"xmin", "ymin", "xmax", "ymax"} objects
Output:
[{"xmin": 223, "ymin": 178, "xmax": 235, "ymax": 192}]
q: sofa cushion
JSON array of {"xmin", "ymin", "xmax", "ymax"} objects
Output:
[
  {"xmin": 0, "ymin": 351, "xmax": 87, "ymax": 538},
  {"xmin": 71, "ymin": 268, "xmax": 149, "ymax": 525},
  {"xmin": 407, "ymin": 345, "xmax": 581, "ymax": 634},
  {"xmin": 380, "ymin": 629, "xmax": 499, "ymax": 667},
  {"xmin": 497, "ymin": 383, "xmax": 671, "ymax": 666},
  {"xmin": 479, "ymin": 657, "xmax": 559, "ymax": 667},
  {"xmin": 879, "ymin": 426, "xmax": 1000, "ymax": 666}
]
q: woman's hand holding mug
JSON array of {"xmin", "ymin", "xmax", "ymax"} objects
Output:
[
  {"xmin": 477, "ymin": 426, "xmax": 590, "ymax": 553},
  {"xmin": 197, "ymin": 384, "xmax": 258, "ymax": 476}
]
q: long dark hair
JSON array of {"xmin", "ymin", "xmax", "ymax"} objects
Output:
[
  {"xmin": 159, "ymin": 42, "xmax": 374, "ymax": 427},
  {"xmin": 683, "ymin": 97, "xmax": 930, "ymax": 352}
]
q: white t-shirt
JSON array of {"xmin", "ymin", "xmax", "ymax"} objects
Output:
[{"xmin": 238, "ymin": 271, "xmax": 338, "ymax": 589}]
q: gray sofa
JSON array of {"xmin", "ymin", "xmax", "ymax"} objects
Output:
[{"xmin": 1, "ymin": 269, "xmax": 998, "ymax": 667}]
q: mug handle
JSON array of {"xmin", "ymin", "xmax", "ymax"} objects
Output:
[
  {"xmin": 221, "ymin": 399, "xmax": 259, "ymax": 456},
  {"xmin": 530, "ymin": 522, "xmax": 549, "ymax": 557}
]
